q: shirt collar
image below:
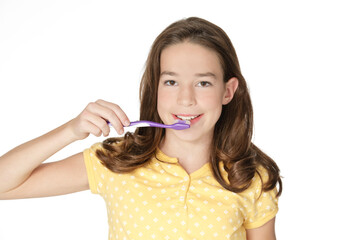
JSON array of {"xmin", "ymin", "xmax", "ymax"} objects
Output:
[{"xmin": 155, "ymin": 148, "xmax": 179, "ymax": 163}]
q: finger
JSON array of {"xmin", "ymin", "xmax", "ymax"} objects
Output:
[
  {"xmin": 82, "ymin": 120, "xmax": 102, "ymax": 137},
  {"xmin": 85, "ymin": 112, "xmax": 111, "ymax": 137},
  {"xmin": 87, "ymin": 101, "xmax": 123, "ymax": 135},
  {"xmin": 95, "ymin": 99, "xmax": 130, "ymax": 126},
  {"xmin": 92, "ymin": 100, "xmax": 128, "ymax": 135}
]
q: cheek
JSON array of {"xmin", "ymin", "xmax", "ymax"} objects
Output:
[
  {"xmin": 200, "ymin": 91, "xmax": 224, "ymax": 109},
  {"xmin": 157, "ymin": 89, "xmax": 169, "ymax": 103},
  {"xmin": 157, "ymin": 89, "xmax": 173, "ymax": 116},
  {"xmin": 200, "ymin": 92, "xmax": 224, "ymax": 122}
]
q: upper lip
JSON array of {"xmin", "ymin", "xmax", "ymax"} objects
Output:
[{"xmin": 174, "ymin": 114, "xmax": 201, "ymax": 116}]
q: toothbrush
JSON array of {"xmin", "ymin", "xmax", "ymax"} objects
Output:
[{"xmin": 108, "ymin": 120, "xmax": 190, "ymax": 130}]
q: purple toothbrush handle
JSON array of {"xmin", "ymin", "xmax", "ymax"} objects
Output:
[
  {"xmin": 129, "ymin": 120, "xmax": 190, "ymax": 130},
  {"xmin": 108, "ymin": 120, "xmax": 189, "ymax": 130},
  {"xmin": 129, "ymin": 120, "xmax": 172, "ymax": 128}
]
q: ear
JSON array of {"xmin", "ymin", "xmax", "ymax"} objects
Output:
[{"xmin": 222, "ymin": 77, "xmax": 239, "ymax": 105}]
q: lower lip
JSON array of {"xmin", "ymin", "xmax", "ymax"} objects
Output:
[{"xmin": 172, "ymin": 114, "xmax": 203, "ymax": 126}]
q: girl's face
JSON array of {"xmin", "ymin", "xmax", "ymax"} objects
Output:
[{"xmin": 157, "ymin": 41, "xmax": 237, "ymax": 143}]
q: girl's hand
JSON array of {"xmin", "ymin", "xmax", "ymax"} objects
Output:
[{"xmin": 68, "ymin": 99, "xmax": 130, "ymax": 140}]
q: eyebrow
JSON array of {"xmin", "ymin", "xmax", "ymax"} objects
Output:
[{"xmin": 160, "ymin": 71, "xmax": 217, "ymax": 79}]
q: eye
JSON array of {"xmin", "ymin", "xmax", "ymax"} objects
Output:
[
  {"xmin": 197, "ymin": 81, "xmax": 212, "ymax": 87},
  {"xmin": 164, "ymin": 80, "xmax": 177, "ymax": 86}
]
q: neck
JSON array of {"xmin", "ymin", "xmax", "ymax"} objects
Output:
[{"xmin": 159, "ymin": 131, "xmax": 213, "ymax": 174}]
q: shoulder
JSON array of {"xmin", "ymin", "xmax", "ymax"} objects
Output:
[
  {"xmin": 83, "ymin": 142, "xmax": 110, "ymax": 176},
  {"xmin": 83, "ymin": 142, "xmax": 121, "ymax": 194},
  {"xmin": 254, "ymin": 166, "xmax": 271, "ymax": 190},
  {"xmin": 83, "ymin": 142, "xmax": 104, "ymax": 164},
  {"xmin": 238, "ymin": 165, "xmax": 277, "ymax": 199},
  {"xmin": 89, "ymin": 142, "xmax": 104, "ymax": 153},
  {"xmin": 237, "ymin": 165, "xmax": 279, "ymax": 229}
]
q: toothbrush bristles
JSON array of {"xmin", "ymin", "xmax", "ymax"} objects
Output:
[{"xmin": 175, "ymin": 120, "xmax": 191, "ymax": 125}]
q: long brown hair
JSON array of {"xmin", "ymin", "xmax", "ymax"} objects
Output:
[{"xmin": 97, "ymin": 17, "xmax": 282, "ymax": 196}]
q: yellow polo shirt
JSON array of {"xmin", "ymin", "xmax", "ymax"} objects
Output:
[{"xmin": 84, "ymin": 143, "xmax": 278, "ymax": 240}]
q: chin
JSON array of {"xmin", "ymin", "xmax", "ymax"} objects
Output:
[{"xmin": 170, "ymin": 127, "xmax": 214, "ymax": 143}]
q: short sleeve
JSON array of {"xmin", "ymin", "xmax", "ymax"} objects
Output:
[
  {"xmin": 242, "ymin": 167, "xmax": 279, "ymax": 229},
  {"xmin": 83, "ymin": 142, "xmax": 109, "ymax": 195}
]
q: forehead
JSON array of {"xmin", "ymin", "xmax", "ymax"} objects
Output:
[{"xmin": 160, "ymin": 42, "xmax": 223, "ymax": 77}]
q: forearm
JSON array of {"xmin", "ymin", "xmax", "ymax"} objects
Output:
[
  {"xmin": 0, "ymin": 99, "xmax": 130, "ymax": 195},
  {"xmin": 0, "ymin": 121, "xmax": 77, "ymax": 193}
]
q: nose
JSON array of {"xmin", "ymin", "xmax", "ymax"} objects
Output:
[{"xmin": 177, "ymin": 85, "xmax": 196, "ymax": 107}]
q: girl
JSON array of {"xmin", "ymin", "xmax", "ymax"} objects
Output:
[{"xmin": 0, "ymin": 17, "xmax": 282, "ymax": 239}]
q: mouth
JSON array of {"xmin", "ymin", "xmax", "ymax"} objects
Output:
[{"xmin": 172, "ymin": 114, "xmax": 203, "ymax": 125}]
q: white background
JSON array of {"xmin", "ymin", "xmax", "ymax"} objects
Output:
[{"xmin": 1, "ymin": 0, "xmax": 359, "ymax": 239}]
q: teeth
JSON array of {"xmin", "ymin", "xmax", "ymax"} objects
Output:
[{"xmin": 176, "ymin": 115, "xmax": 200, "ymax": 121}]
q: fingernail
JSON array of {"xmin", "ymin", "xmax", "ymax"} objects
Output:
[{"xmin": 124, "ymin": 120, "xmax": 130, "ymax": 126}]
